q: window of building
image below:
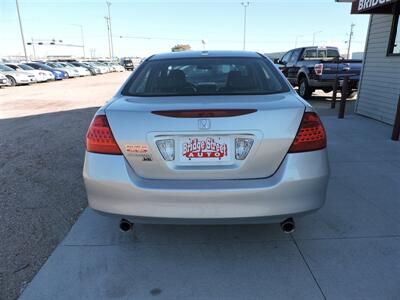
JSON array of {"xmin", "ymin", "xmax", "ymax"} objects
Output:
[{"xmin": 388, "ymin": 12, "xmax": 400, "ymax": 55}]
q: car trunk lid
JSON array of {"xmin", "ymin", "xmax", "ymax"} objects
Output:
[{"xmin": 105, "ymin": 93, "xmax": 305, "ymax": 180}]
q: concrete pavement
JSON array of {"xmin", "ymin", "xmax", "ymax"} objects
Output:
[{"xmin": 19, "ymin": 114, "xmax": 400, "ymax": 300}]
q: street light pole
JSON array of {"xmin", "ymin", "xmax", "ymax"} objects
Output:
[
  {"xmin": 312, "ymin": 31, "xmax": 322, "ymax": 46},
  {"xmin": 71, "ymin": 24, "xmax": 85, "ymax": 58},
  {"xmin": 80, "ymin": 25, "xmax": 85, "ymax": 58},
  {"xmin": 241, "ymin": 2, "xmax": 250, "ymax": 51},
  {"xmin": 106, "ymin": 1, "xmax": 114, "ymax": 59},
  {"xmin": 15, "ymin": 0, "xmax": 28, "ymax": 60}
]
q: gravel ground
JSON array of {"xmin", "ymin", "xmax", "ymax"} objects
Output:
[{"xmin": 0, "ymin": 72, "xmax": 130, "ymax": 300}]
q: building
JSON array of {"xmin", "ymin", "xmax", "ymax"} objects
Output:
[{"xmin": 343, "ymin": 0, "xmax": 400, "ymax": 125}]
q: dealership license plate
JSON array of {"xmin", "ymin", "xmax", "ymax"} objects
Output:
[{"xmin": 179, "ymin": 136, "xmax": 231, "ymax": 163}]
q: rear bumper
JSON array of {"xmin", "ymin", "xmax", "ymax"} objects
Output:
[
  {"xmin": 309, "ymin": 78, "xmax": 359, "ymax": 90},
  {"xmin": 83, "ymin": 149, "xmax": 329, "ymax": 223}
]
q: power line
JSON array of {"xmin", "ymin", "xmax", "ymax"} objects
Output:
[{"xmin": 117, "ymin": 34, "xmax": 362, "ymax": 45}]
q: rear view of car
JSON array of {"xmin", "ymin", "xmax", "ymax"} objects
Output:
[{"xmin": 83, "ymin": 51, "xmax": 329, "ymax": 231}]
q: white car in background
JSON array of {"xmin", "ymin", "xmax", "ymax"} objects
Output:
[
  {"xmin": 84, "ymin": 62, "xmax": 109, "ymax": 74},
  {"xmin": 61, "ymin": 62, "xmax": 91, "ymax": 76},
  {"xmin": 45, "ymin": 62, "xmax": 80, "ymax": 78},
  {"xmin": 0, "ymin": 73, "xmax": 9, "ymax": 88},
  {"xmin": 103, "ymin": 62, "xmax": 124, "ymax": 72},
  {"xmin": 110, "ymin": 63, "xmax": 125, "ymax": 72},
  {"xmin": 96, "ymin": 62, "xmax": 112, "ymax": 73},
  {"xmin": 0, "ymin": 64, "xmax": 37, "ymax": 86},
  {"xmin": 5, "ymin": 63, "xmax": 54, "ymax": 82}
]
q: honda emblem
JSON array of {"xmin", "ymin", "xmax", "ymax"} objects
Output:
[{"xmin": 198, "ymin": 119, "xmax": 211, "ymax": 130}]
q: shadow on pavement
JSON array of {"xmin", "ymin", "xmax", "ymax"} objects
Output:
[{"xmin": 0, "ymin": 107, "xmax": 98, "ymax": 300}]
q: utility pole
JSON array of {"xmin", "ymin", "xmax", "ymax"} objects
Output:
[
  {"xmin": 241, "ymin": 2, "xmax": 250, "ymax": 51},
  {"xmin": 105, "ymin": 16, "xmax": 112, "ymax": 59},
  {"xmin": 15, "ymin": 0, "xmax": 28, "ymax": 60},
  {"xmin": 30, "ymin": 38, "xmax": 36, "ymax": 59},
  {"xmin": 346, "ymin": 23, "xmax": 355, "ymax": 59},
  {"xmin": 90, "ymin": 48, "xmax": 96, "ymax": 59},
  {"xmin": 106, "ymin": 1, "xmax": 114, "ymax": 59}
]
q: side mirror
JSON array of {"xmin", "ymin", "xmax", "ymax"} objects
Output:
[{"xmin": 273, "ymin": 58, "xmax": 280, "ymax": 64}]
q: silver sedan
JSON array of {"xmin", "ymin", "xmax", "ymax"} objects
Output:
[{"xmin": 83, "ymin": 51, "xmax": 330, "ymax": 232}]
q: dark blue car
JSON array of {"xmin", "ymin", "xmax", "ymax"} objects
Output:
[{"xmin": 25, "ymin": 62, "xmax": 66, "ymax": 80}]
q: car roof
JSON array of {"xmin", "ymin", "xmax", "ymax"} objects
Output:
[
  {"xmin": 300, "ymin": 46, "xmax": 339, "ymax": 50},
  {"xmin": 149, "ymin": 51, "xmax": 261, "ymax": 61}
]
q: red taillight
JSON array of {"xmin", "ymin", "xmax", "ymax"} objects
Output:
[
  {"xmin": 288, "ymin": 112, "xmax": 327, "ymax": 153},
  {"xmin": 314, "ymin": 63, "xmax": 324, "ymax": 76},
  {"xmin": 86, "ymin": 115, "xmax": 122, "ymax": 155}
]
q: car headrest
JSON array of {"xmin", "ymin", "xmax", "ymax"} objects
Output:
[
  {"xmin": 226, "ymin": 70, "xmax": 255, "ymax": 91},
  {"xmin": 156, "ymin": 69, "xmax": 187, "ymax": 92}
]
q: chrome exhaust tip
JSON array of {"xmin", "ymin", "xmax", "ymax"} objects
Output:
[
  {"xmin": 119, "ymin": 219, "xmax": 133, "ymax": 232},
  {"xmin": 280, "ymin": 218, "xmax": 295, "ymax": 234}
]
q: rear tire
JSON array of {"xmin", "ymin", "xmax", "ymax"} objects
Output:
[
  {"xmin": 298, "ymin": 77, "xmax": 312, "ymax": 99},
  {"xmin": 7, "ymin": 76, "xmax": 16, "ymax": 86}
]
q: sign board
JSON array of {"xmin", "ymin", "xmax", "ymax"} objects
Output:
[{"xmin": 351, "ymin": 0, "xmax": 398, "ymax": 14}]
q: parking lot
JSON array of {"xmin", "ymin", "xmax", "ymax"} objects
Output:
[
  {"xmin": 0, "ymin": 72, "xmax": 129, "ymax": 299},
  {"xmin": 1, "ymin": 72, "xmax": 399, "ymax": 300}
]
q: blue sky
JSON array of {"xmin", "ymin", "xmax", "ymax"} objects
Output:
[{"xmin": 0, "ymin": 0, "xmax": 370, "ymax": 58}]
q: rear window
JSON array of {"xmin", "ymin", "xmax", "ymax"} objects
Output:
[
  {"xmin": 18, "ymin": 64, "xmax": 34, "ymax": 70},
  {"xmin": 303, "ymin": 48, "xmax": 340, "ymax": 59},
  {"xmin": 122, "ymin": 57, "xmax": 289, "ymax": 97},
  {"xmin": 0, "ymin": 64, "xmax": 15, "ymax": 72}
]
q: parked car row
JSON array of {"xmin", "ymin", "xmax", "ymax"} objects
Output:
[{"xmin": 0, "ymin": 60, "xmax": 127, "ymax": 88}]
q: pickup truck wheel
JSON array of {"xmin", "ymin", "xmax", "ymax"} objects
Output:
[{"xmin": 298, "ymin": 78, "xmax": 312, "ymax": 99}]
